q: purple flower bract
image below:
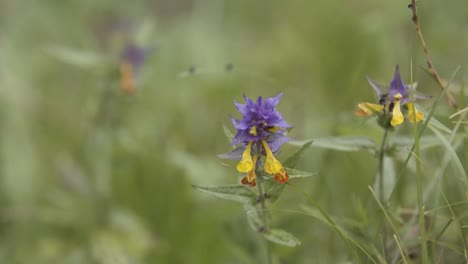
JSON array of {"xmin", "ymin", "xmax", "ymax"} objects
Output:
[{"xmin": 230, "ymin": 93, "xmax": 291, "ymax": 152}]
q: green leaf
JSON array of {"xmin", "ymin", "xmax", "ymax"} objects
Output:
[
  {"xmin": 299, "ymin": 205, "xmax": 328, "ymax": 223},
  {"xmin": 243, "ymin": 204, "xmax": 264, "ymax": 231},
  {"xmin": 290, "ymin": 137, "xmax": 376, "ymax": 152},
  {"xmin": 428, "ymin": 125, "xmax": 468, "ymax": 182},
  {"xmin": 286, "ymin": 168, "xmax": 317, "ymax": 179},
  {"xmin": 134, "ymin": 18, "xmax": 157, "ymax": 45},
  {"xmin": 45, "ymin": 45, "xmax": 109, "ymax": 71},
  {"xmin": 263, "ymin": 229, "xmax": 301, "ymax": 247},
  {"xmin": 372, "ymin": 157, "xmax": 395, "ymax": 201},
  {"xmin": 263, "ymin": 181, "xmax": 284, "ymax": 203},
  {"xmin": 262, "ymin": 168, "xmax": 316, "ymax": 203},
  {"xmin": 283, "ymin": 140, "xmax": 313, "ymax": 168},
  {"xmin": 425, "ymin": 114, "xmax": 452, "ymax": 134},
  {"xmin": 390, "ymin": 135, "xmax": 446, "ymax": 151},
  {"xmin": 259, "ymin": 140, "xmax": 315, "ymax": 203},
  {"xmin": 193, "ymin": 185, "xmax": 257, "ymax": 204}
]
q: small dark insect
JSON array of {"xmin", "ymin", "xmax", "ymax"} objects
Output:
[
  {"xmin": 389, "ymin": 102, "xmax": 395, "ymax": 113},
  {"xmin": 225, "ymin": 63, "xmax": 234, "ymax": 72},
  {"xmin": 379, "ymin": 94, "xmax": 388, "ymax": 105},
  {"xmin": 256, "ymin": 196, "xmax": 262, "ymax": 203},
  {"xmin": 188, "ymin": 65, "xmax": 196, "ymax": 74},
  {"xmin": 408, "ymin": 1, "xmax": 417, "ymax": 9},
  {"xmin": 264, "ymin": 193, "xmax": 270, "ymax": 199}
]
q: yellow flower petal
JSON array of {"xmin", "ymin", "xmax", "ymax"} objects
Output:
[
  {"xmin": 246, "ymin": 155, "xmax": 258, "ymax": 183},
  {"xmin": 390, "ymin": 93, "xmax": 404, "ymax": 126},
  {"xmin": 249, "ymin": 126, "xmax": 257, "ymax": 136},
  {"xmin": 265, "ymin": 157, "xmax": 283, "ymax": 174},
  {"xmin": 407, "ymin": 103, "xmax": 424, "ymax": 123},
  {"xmin": 261, "ymin": 140, "xmax": 284, "ymax": 175},
  {"xmin": 356, "ymin": 103, "xmax": 384, "ymax": 116},
  {"xmin": 236, "ymin": 141, "xmax": 253, "ymax": 173}
]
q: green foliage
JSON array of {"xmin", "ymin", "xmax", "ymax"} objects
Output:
[
  {"xmin": 1, "ymin": 0, "xmax": 468, "ymax": 263},
  {"xmin": 192, "ymin": 185, "xmax": 257, "ymax": 204},
  {"xmin": 195, "ymin": 139, "xmax": 315, "ymax": 249},
  {"xmin": 291, "ymin": 137, "xmax": 376, "ymax": 153},
  {"xmin": 263, "ymin": 229, "xmax": 301, "ymax": 247}
]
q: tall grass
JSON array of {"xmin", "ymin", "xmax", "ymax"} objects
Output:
[{"xmin": 0, "ymin": 0, "xmax": 467, "ymax": 263}]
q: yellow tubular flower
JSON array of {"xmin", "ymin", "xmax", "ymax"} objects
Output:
[
  {"xmin": 249, "ymin": 126, "xmax": 257, "ymax": 136},
  {"xmin": 246, "ymin": 155, "xmax": 258, "ymax": 183},
  {"xmin": 356, "ymin": 103, "xmax": 384, "ymax": 116},
  {"xmin": 390, "ymin": 93, "xmax": 404, "ymax": 127},
  {"xmin": 407, "ymin": 103, "xmax": 424, "ymax": 123},
  {"xmin": 237, "ymin": 141, "xmax": 254, "ymax": 173},
  {"xmin": 261, "ymin": 140, "xmax": 284, "ymax": 175},
  {"xmin": 274, "ymin": 168, "xmax": 289, "ymax": 184}
]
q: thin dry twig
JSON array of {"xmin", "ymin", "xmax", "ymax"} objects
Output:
[{"xmin": 409, "ymin": 0, "xmax": 459, "ymax": 109}]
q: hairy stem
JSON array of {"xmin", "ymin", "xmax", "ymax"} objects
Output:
[
  {"xmin": 377, "ymin": 128, "xmax": 389, "ymax": 259},
  {"xmin": 256, "ymin": 174, "xmax": 272, "ymax": 264},
  {"xmin": 379, "ymin": 129, "xmax": 389, "ymax": 204}
]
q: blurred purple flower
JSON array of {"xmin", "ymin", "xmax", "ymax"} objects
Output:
[{"xmin": 120, "ymin": 43, "xmax": 151, "ymax": 94}]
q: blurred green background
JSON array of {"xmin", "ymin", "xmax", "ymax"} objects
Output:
[{"xmin": 1, "ymin": 0, "xmax": 467, "ymax": 263}]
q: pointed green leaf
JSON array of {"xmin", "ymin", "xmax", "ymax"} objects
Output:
[
  {"xmin": 428, "ymin": 125, "xmax": 468, "ymax": 181},
  {"xmin": 193, "ymin": 185, "xmax": 257, "ymax": 204},
  {"xmin": 262, "ymin": 168, "xmax": 317, "ymax": 203},
  {"xmin": 263, "ymin": 229, "xmax": 301, "ymax": 247},
  {"xmin": 259, "ymin": 169, "xmax": 315, "ymax": 204},
  {"xmin": 286, "ymin": 168, "xmax": 317, "ymax": 179},
  {"xmin": 283, "ymin": 140, "xmax": 313, "ymax": 168},
  {"xmin": 244, "ymin": 204, "xmax": 264, "ymax": 231},
  {"xmin": 45, "ymin": 45, "xmax": 108, "ymax": 71},
  {"xmin": 263, "ymin": 181, "xmax": 284, "ymax": 203},
  {"xmin": 290, "ymin": 137, "xmax": 376, "ymax": 152},
  {"xmin": 299, "ymin": 205, "xmax": 328, "ymax": 223}
]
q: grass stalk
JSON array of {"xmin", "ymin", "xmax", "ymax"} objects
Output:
[{"xmin": 410, "ymin": 60, "xmax": 429, "ymax": 263}]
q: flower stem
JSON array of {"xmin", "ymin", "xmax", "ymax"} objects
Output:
[
  {"xmin": 410, "ymin": 60, "xmax": 429, "ymax": 263},
  {"xmin": 379, "ymin": 129, "xmax": 389, "ymax": 204},
  {"xmin": 376, "ymin": 129, "xmax": 389, "ymax": 259},
  {"xmin": 255, "ymin": 174, "xmax": 272, "ymax": 264}
]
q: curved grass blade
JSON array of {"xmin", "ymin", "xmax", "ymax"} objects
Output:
[
  {"xmin": 193, "ymin": 184, "xmax": 257, "ymax": 204},
  {"xmin": 291, "ymin": 137, "xmax": 376, "ymax": 153}
]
